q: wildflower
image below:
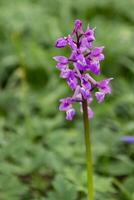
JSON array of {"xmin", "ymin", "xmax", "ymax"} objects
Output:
[
  {"xmin": 54, "ymin": 19, "xmax": 113, "ymax": 120},
  {"xmin": 121, "ymin": 136, "xmax": 134, "ymax": 143}
]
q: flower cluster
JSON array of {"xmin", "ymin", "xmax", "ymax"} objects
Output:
[{"xmin": 53, "ymin": 19, "xmax": 113, "ymax": 120}]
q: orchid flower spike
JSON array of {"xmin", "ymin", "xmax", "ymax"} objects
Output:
[{"xmin": 53, "ymin": 19, "xmax": 113, "ymax": 120}]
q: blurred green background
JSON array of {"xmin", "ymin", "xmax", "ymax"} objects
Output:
[{"xmin": 0, "ymin": 0, "xmax": 134, "ymax": 199}]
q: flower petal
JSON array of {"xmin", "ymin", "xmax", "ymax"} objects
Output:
[
  {"xmin": 55, "ymin": 37, "xmax": 67, "ymax": 48},
  {"xmin": 53, "ymin": 56, "xmax": 68, "ymax": 64},
  {"xmin": 59, "ymin": 97, "xmax": 72, "ymax": 111},
  {"xmin": 87, "ymin": 106, "xmax": 93, "ymax": 119},
  {"xmin": 72, "ymin": 19, "xmax": 83, "ymax": 34},
  {"xmin": 80, "ymin": 87, "xmax": 90, "ymax": 100},
  {"xmin": 95, "ymin": 92, "xmax": 105, "ymax": 103},
  {"xmin": 66, "ymin": 108, "xmax": 75, "ymax": 120}
]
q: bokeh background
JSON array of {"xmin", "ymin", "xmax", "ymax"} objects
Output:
[{"xmin": 0, "ymin": 0, "xmax": 134, "ymax": 200}]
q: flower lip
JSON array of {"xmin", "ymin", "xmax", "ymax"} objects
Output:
[
  {"xmin": 66, "ymin": 108, "xmax": 75, "ymax": 120},
  {"xmin": 95, "ymin": 92, "xmax": 105, "ymax": 103},
  {"xmin": 97, "ymin": 78, "xmax": 113, "ymax": 92},
  {"xmin": 59, "ymin": 97, "xmax": 72, "ymax": 111}
]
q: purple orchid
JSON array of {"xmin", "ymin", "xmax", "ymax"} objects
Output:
[{"xmin": 53, "ymin": 19, "xmax": 113, "ymax": 120}]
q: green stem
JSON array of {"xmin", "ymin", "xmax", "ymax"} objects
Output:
[{"xmin": 82, "ymin": 100, "xmax": 94, "ymax": 200}]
